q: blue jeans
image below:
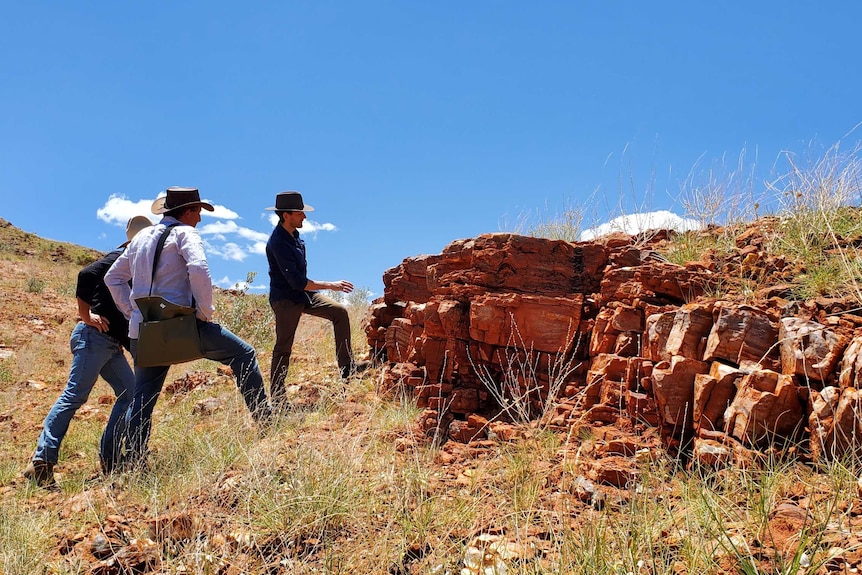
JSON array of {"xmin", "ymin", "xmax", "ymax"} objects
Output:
[
  {"xmin": 127, "ymin": 320, "xmax": 271, "ymax": 465},
  {"xmin": 33, "ymin": 322, "xmax": 134, "ymax": 469}
]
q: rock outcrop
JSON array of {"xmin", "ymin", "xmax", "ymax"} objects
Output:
[{"xmin": 366, "ymin": 231, "xmax": 862, "ymax": 468}]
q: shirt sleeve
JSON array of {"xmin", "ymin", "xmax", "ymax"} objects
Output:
[
  {"xmin": 176, "ymin": 227, "xmax": 215, "ymax": 321},
  {"xmin": 104, "ymin": 250, "xmax": 134, "ymax": 320}
]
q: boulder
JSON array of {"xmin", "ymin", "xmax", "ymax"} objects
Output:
[
  {"xmin": 469, "ymin": 292, "xmax": 583, "ymax": 353},
  {"xmin": 724, "ymin": 369, "xmax": 804, "ymax": 446},
  {"xmin": 838, "ymin": 336, "xmax": 862, "ymax": 388},
  {"xmin": 693, "ymin": 362, "xmax": 743, "ymax": 433},
  {"xmin": 779, "ymin": 317, "xmax": 849, "ymax": 383},
  {"xmin": 651, "ymin": 355, "xmax": 710, "ymax": 432},
  {"xmin": 664, "ymin": 303, "xmax": 714, "ymax": 361},
  {"xmin": 703, "ymin": 304, "xmax": 779, "ymax": 370},
  {"xmin": 809, "ymin": 386, "xmax": 862, "ymax": 462}
]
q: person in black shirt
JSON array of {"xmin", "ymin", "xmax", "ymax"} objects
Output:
[
  {"xmin": 265, "ymin": 191, "xmax": 368, "ymax": 407},
  {"xmin": 23, "ymin": 216, "xmax": 152, "ymax": 486}
]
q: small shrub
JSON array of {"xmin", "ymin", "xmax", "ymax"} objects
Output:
[
  {"xmin": 0, "ymin": 359, "xmax": 13, "ymax": 384},
  {"xmin": 25, "ymin": 277, "xmax": 45, "ymax": 294}
]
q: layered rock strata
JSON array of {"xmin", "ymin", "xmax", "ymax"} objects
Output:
[{"xmin": 366, "ymin": 231, "xmax": 862, "ymax": 467}]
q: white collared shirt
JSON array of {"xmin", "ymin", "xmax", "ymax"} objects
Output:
[{"xmin": 105, "ymin": 216, "xmax": 215, "ymax": 339}]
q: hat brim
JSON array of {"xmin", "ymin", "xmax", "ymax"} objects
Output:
[
  {"xmin": 151, "ymin": 198, "xmax": 215, "ymax": 215},
  {"xmin": 264, "ymin": 203, "xmax": 314, "ymax": 212}
]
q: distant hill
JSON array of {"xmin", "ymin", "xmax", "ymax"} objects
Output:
[{"xmin": 0, "ymin": 217, "xmax": 102, "ymax": 266}]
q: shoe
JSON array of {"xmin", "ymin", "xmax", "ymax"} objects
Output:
[
  {"xmin": 342, "ymin": 360, "xmax": 372, "ymax": 380},
  {"xmin": 100, "ymin": 456, "xmax": 124, "ymax": 476},
  {"xmin": 23, "ymin": 460, "xmax": 56, "ymax": 487}
]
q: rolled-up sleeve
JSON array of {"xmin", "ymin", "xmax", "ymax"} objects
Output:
[{"xmin": 176, "ymin": 228, "xmax": 214, "ymax": 321}]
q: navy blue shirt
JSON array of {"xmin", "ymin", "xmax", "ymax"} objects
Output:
[
  {"xmin": 75, "ymin": 248, "xmax": 132, "ymax": 350},
  {"xmin": 266, "ymin": 224, "xmax": 314, "ymax": 304}
]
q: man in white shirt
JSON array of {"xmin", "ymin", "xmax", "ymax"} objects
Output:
[{"xmin": 106, "ymin": 187, "xmax": 272, "ymax": 468}]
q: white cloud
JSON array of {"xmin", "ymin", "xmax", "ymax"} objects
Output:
[
  {"xmin": 209, "ymin": 205, "xmax": 239, "ymax": 220},
  {"xmin": 580, "ymin": 210, "xmax": 702, "ymax": 241},
  {"xmin": 236, "ymin": 227, "xmax": 269, "ymax": 242},
  {"xmin": 303, "ymin": 220, "xmax": 337, "ymax": 233},
  {"xmin": 199, "ymin": 220, "xmax": 240, "ymax": 236},
  {"xmin": 206, "ymin": 241, "xmax": 248, "ymax": 262},
  {"xmin": 199, "ymin": 220, "xmax": 267, "ymax": 243},
  {"xmin": 96, "ymin": 194, "xmax": 154, "ymax": 226},
  {"xmin": 97, "ymin": 193, "xmax": 239, "ymax": 226},
  {"xmin": 265, "ymin": 213, "xmax": 337, "ymax": 235},
  {"xmin": 248, "ymin": 241, "xmax": 267, "ymax": 255},
  {"xmin": 214, "ymin": 276, "xmax": 268, "ymax": 292}
]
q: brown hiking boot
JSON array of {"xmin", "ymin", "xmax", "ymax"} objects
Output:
[{"xmin": 23, "ymin": 460, "xmax": 56, "ymax": 487}]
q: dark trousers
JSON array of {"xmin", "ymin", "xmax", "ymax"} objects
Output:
[{"xmin": 270, "ymin": 293, "xmax": 353, "ymax": 401}]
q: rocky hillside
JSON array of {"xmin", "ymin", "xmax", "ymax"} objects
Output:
[
  {"xmin": 368, "ymin": 219, "xmax": 862, "ymax": 477},
  {"xmin": 6, "ymin": 214, "xmax": 862, "ymax": 573}
]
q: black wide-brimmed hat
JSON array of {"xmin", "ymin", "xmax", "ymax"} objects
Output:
[
  {"xmin": 265, "ymin": 191, "xmax": 314, "ymax": 212},
  {"xmin": 151, "ymin": 187, "xmax": 215, "ymax": 215}
]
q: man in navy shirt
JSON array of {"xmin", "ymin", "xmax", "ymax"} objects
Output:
[
  {"xmin": 24, "ymin": 216, "xmax": 152, "ymax": 487},
  {"xmin": 265, "ymin": 191, "xmax": 367, "ymax": 407}
]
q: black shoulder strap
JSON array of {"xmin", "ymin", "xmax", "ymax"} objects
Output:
[{"xmin": 147, "ymin": 223, "xmax": 182, "ymax": 296}]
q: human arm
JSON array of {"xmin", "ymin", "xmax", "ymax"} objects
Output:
[
  {"xmin": 77, "ymin": 297, "xmax": 110, "ymax": 332},
  {"xmin": 76, "ymin": 255, "xmax": 115, "ymax": 331},
  {"xmin": 176, "ymin": 227, "xmax": 215, "ymax": 321},
  {"xmin": 104, "ymin": 251, "xmax": 134, "ymax": 320},
  {"xmin": 304, "ymin": 279, "xmax": 354, "ymax": 293}
]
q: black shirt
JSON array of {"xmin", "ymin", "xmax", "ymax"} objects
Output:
[{"xmin": 75, "ymin": 248, "xmax": 131, "ymax": 350}]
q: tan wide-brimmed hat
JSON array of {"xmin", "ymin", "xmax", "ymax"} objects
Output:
[
  {"xmin": 124, "ymin": 215, "xmax": 153, "ymax": 245},
  {"xmin": 265, "ymin": 191, "xmax": 314, "ymax": 212},
  {"xmin": 151, "ymin": 187, "xmax": 215, "ymax": 215}
]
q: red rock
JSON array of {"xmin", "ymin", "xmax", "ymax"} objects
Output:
[
  {"xmin": 779, "ymin": 317, "xmax": 849, "ymax": 382},
  {"xmin": 693, "ymin": 362, "xmax": 742, "ymax": 433},
  {"xmin": 469, "ymin": 292, "xmax": 583, "ymax": 353},
  {"xmin": 385, "ymin": 317, "xmax": 422, "ymax": 363},
  {"xmin": 599, "ymin": 261, "xmax": 714, "ymax": 306},
  {"xmin": 626, "ymin": 391, "xmax": 660, "ymax": 426},
  {"xmin": 487, "ymin": 421, "xmax": 522, "ymax": 441},
  {"xmin": 651, "ymin": 356, "xmax": 709, "ymax": 431},
  {"xmin": 610, "ymin": 303, "xmax": 644, "ymax": 333},
  {"xmin": 839, "ymin": 336, "xmax": 862, "ymax": 388},
  {"xmin": 665, "ymin": 303, "xmax": 714, "ymax": 360},
  {"xmin": 368, "ymin": 230, "xmax": 859, "ymax": 460},
  {"xmin": 725, "ymin": 369, "xmax": 804, "ymax": 445},
  {"xmin": 589, "ymin": 455, "xmax": 638, "ymax": 488},
  {"xmin": 644, "ymin": 311, "xmax": 676, "ymax": 362},
  {"xmin": 704, "ymin": 304, "xmax": 779, "ymax": 370},
  {"xmin": 809, "ymin": 386, "xmax": 862, "ymax": 462},
  {"xmin": 589, "ymin": 307, "xmax": 618, "ymax": 356},
  {"xmin": 449, "ymin": 388, "xmax": 480, "ymax": 414},
  {"xmin": 448, "ymin": 416, "xmax": 488, "ymax": 442},
  {"xmin": 424, "ymin": 299, "xmax": 470, "ymax": 339},
  {"xmin": 692, "ymin": 438, "xmax": 732, "ymax": 468},
  {"xmin": 383, "ymin": 254, "xmax": 442, "ymax": 305},
  {"xmin": 428, "ymin": 233, "xmax": 606, "ymax": 296}
]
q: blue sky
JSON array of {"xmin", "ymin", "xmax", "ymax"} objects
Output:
[{"xmin": 2, "ymin": 3, "xmax": 861, "ymax": 298}]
